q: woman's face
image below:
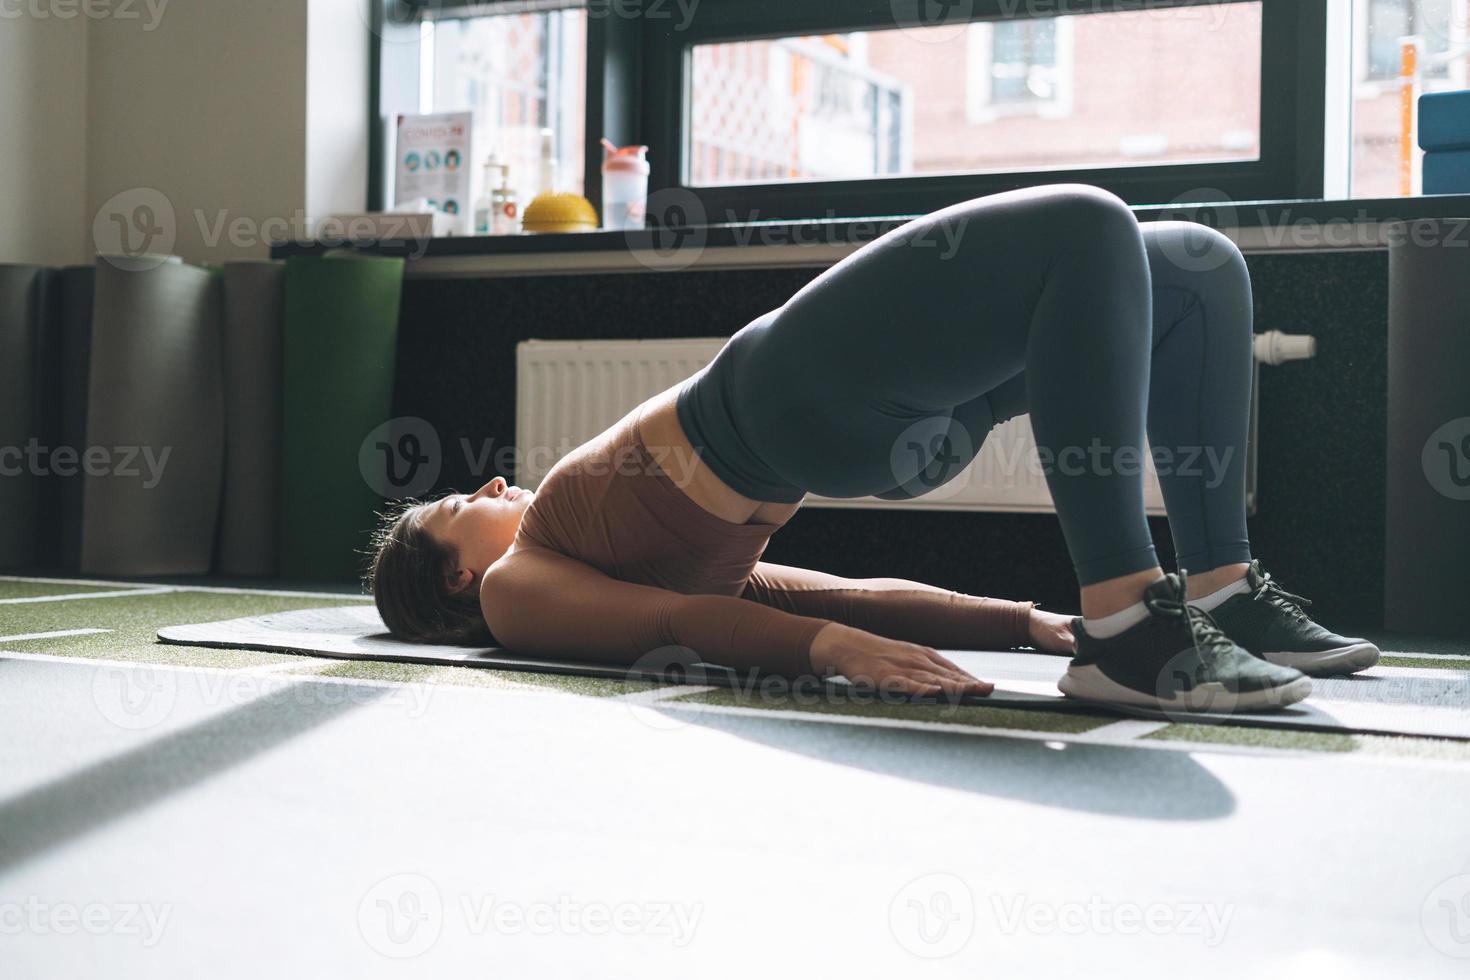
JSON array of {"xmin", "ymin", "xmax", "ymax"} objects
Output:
[{"xmin": 419, "ymin": 476, "xmax": 535, "ymax": 592}]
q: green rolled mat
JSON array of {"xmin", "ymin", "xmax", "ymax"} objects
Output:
[
  {"xmin": 48, "ymin": 265, "xmax": 96, "ymax": 571},
  {"xmin": 279, "ymin": 254, "xmax": 405, "ymax": 582},
  {"xmin": 0, "ymin": 265, "xmax": 49, "ymax": 569},
  {"xmin": 218, "ymin": 260, "xmax": 285, "ymax": 576},
  {"xmin": 79, "ymin": 259, "xmax": 225, "ymax": 576}
]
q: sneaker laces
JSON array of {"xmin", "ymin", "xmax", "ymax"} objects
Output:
[
  {"xmin": 1249, "ymin": 568, "xmax": 1313, "ymax": 622},
  {"xmin": 1146, "ymin": 572, "xmax": 1238, "ymax": 664}
]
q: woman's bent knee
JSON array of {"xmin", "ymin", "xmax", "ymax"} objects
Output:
[{"xmin": 1145, "ymin": 220, "xmax": 1248, "ymax": 281}]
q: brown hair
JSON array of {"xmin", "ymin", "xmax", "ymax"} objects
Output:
[{"xmin": 364, "ymin": 496, "xmax": 494, "ymax": 645}]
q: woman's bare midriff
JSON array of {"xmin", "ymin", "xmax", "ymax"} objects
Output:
[{"xmin": 635, "ymin": 383, "xmax": 804, "ymax": 528}]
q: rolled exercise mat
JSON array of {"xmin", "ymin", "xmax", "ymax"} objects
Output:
[
  {"xmin": 218, "ymin": 261, "xmax": 285, "ymax": 576},
  {"xmin": 1385, "ymin": 218, "xmax": 1470, "ymax": 634},
  {"xmin": 48, "ymin": 265, "xmax": 96, "ymax": 571},
  {"xmin": 79, "ymin": 258, "xmax": 224, "ymax": 576},
  {"xmin": 0, "ymin": 265, "xmax": 49, "ymax": 569},
  {"xmin": 278, "ymin": 255, "xmax": 405, "ymax": 581}
]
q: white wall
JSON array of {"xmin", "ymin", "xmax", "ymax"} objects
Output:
[
  {"xmin": 86, "ymin": 0, "xmax": 311, "ymax": 265},
  {"xmin": 1, "ymin": 0, "xmax": 370, "ymax": 267},
  {"xmin": 0, "ymin": 11, "xmax": 89, "ymax": 266}
]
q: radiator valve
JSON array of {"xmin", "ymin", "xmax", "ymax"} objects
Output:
[{"xmin": 1254, "ymin": 330, "xmax": 1316, "ymax": 365}]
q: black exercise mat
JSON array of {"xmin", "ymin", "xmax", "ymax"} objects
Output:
[{"xmin": 158, "ymin": 605, "xmax": 1470, "ymax": 739}]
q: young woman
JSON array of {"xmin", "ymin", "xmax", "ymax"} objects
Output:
[{"xmin": 369, "ymin": 183, "xmax": 1379, "ymax": 712}]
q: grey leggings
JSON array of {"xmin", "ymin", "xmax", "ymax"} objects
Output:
[{"xmin": 675, "ymin": 183, "xmax": 1254, "ymax": 586}]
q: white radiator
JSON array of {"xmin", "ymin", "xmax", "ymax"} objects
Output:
[{"xmin": 515, "ymin": 338, "xmax": 1259, "ymax": 514}]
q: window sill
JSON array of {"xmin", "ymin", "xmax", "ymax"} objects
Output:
[{"xmin": 269, "ymin": 192, "xmax": 1470, "ymax": 276}]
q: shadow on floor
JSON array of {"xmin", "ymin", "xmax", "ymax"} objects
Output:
[
  {"xmin": 662, "ymin": 709, "xmax": 1237, "ymax": 821},
  {"xmin": 0, "ymin": 674, "xmax": 385, "ymax": 876}
]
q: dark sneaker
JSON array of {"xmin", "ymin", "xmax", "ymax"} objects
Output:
[
  {"xmin": 1059, "ymin": 572, "xmax": 1312, "ymax": 714},
  {"xmin": 1206, "ymin": 560, "xmax": 1380, "ymax": 677}
]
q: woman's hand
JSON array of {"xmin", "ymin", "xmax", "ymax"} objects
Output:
[
  {"xmin": 809, "ymin": 622, "xmax": 994, "ymax": 697},
  {"xmin": 1027, "ymin": 606, "xmax": 1076, "ymax": 655}
]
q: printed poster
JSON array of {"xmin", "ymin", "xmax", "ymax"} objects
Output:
[{"xmin": 394, "ymin": 111, "xmax": 473, "ymax": 234}]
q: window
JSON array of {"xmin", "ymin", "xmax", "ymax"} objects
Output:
[
  {"xmin": 685, "ymin": 4, "xmax": 1262, "ymax": 191},
  {"xmin": 377, "ymin": 1, "xmax": 1396, "ymax": 232},
  {"xmin": 688, "ymin": 34, "xmax": 905, "ymax": 184},
  {"xmin": 1352, "ymin": 0, "xmax": 1470, "ymax": 197},
  {"xmin": 967, "ymin": 16, "xmax": 1072, "ymax": 119},
  {"xmin": 392, "ymin": 1, "xmax": 588, "ymax": 208}
]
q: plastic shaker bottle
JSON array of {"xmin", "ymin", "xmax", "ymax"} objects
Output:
[{"xmin": 600, "ymin": 138, "xmax": 650, "ymax": 231}]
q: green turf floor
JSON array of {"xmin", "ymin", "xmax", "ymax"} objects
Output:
[{"xmin": 3, "ymin": 575, "xmax": 1469, "ymax": 759}]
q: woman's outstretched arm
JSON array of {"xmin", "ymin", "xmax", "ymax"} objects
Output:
[
  {"xmin": 481, "ymin": 545, "xmax": 993, "ymax": 693},
  {"xmin": 481, "ymin": 545, "xmax": 828, "ymax": 676},
  {"xmin": 741, "ymin": 561, "xmax": 1071, "ymax": 653}
]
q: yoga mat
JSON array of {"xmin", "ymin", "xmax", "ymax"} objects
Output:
[
  {"xmin": 0, "ymin": 265, "xmax": 48, "ymax": 569},
  {"xmin": 158, "ymin": 606, "xmax": 1470, "ymax": 740},
  {"xmin": 1385, "ymin": 218, "xmax": 1470, "ymax": 634},
  {"xmin": 80, "ymin": 260, "xmax": 225, "ymax": 576},
  {"xmin": 278, "ymin": 255, "xmax": 405, "ymax": 582},
  {"xmin": 48, "ymin": 266, "xmax": 95, "ymax": 572},
  {"xmin": 218, "ymin": 261, "xmax": 285, "ymax": 577}
]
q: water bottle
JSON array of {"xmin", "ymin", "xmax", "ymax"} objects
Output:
[{"xmin": 600, "ymin": 138, "xmax": 649, "ymax": 231}]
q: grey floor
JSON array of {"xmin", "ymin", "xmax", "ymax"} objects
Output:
[{"xmin": 3, "ymin": 654, "xmax": 1470, "ymax": 977}]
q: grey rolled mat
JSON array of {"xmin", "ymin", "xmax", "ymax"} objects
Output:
[
  {"xmin": 0, "ymin": 265, "xmax": 48, "ymax": 569},
  {"xmin": 79, "ymin": 259, "xmax": 225, "ymax": 576},
  {"xmin": 217, "ymin": 261, "xmax": 285, "ymax": 576},
  {"xmin": 1386, "ymin": 218, "xmax": 1470, "ymax": 634}
]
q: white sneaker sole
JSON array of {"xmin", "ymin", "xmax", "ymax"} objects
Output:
[
  {"xmin": 1058, "ymin": 663, "xmax": 1313, "ymax": 714},
  {"xmin": 1262, "ymin": 641, "xmax": 1380, "ymax": 677}
]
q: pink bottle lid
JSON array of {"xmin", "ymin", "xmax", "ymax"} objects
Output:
[{"xmin": 601, "ymin": 138, "xmax": 650, "ymax": 174}]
